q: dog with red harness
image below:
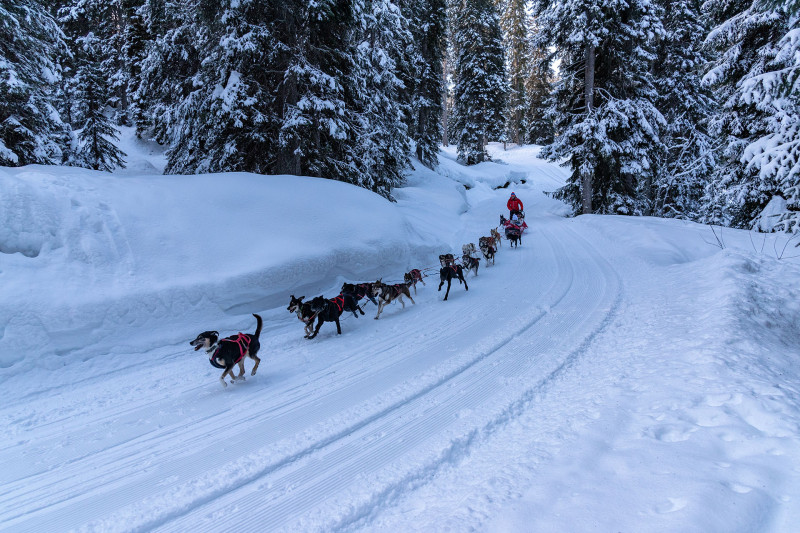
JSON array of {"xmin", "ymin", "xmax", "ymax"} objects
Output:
[
  {"xmin": 190, "ymin": 314, "xmax": 263, "ymax": 388},
  {"xmin": 371, "ymin": 278, "xmax": 415, "ymax": 319},
  {"xmin": 403, "ymin": 269, "xmax": 426, "ymax": 294}
]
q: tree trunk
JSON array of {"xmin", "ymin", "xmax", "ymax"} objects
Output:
[
  {"xmin": 441, "ymin": 57, "xmax": 449, "ymax": 147},
  {"xmin": 581, "ymin": 44, "xmax": 595, "ymax": 215}
]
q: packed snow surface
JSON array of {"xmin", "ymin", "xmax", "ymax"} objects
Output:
[{"xmin": 1, "ymin": 143, "xmax": 799, "ymax": 532}]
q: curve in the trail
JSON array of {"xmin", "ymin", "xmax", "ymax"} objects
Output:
[{"xmin": 0, "ymin": 212, "xmax": 620, "ymax": 533}]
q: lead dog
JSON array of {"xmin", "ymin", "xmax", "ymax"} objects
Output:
[
  {"xmin": 372, "ymin": 278, "xmax": 415, "ymax": 319},
  {"xmin": 190, "ymin": 314, "xmax": 263, "ymax": 388},
  {"xmin": 403, "ymin": 269, "xmax": 426, "ymax": 294}
]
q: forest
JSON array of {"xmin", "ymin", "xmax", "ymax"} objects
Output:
[{"xmin": 1, "ymin": 0, "xmax": 798, "ymax": 231}]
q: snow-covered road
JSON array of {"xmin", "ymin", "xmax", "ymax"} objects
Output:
[{"xmin": 1, "ymin": 196, "xmax": 621, "ymax": 532}]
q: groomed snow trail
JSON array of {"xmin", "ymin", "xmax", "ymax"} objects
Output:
[{"xmin": 0, "ymin": 196, "xmax": 620, "ymax": 532}]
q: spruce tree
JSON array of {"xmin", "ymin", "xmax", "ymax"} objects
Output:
[
  {"xmin": 650, "ymin": 0, "xmax": 716, "ymax": 219},
  {"xmin": 351, "ymin": 0, "xmax": 412, "ymax": 197},
  {"xmin": 1, "ymin": 0, "xmax": 67, "ymax": 166},
  {"xmin": 409, "ymin": 0, "xmax": 446, "ymax": 168},
  {"xmin": 499, "ymin": 0, "xmax": 528, "ymax": 145},
  {"xmin": 740, "ymin": 14, "xmax": 799, "ymax": 232},
  {"xmin": 702, "ymin": 0, "xmax": 790, "ymax": 228},
  {"xmin": 532, "ymin": 0, "xmax": 665, "ymax": 215},
  {"xmin": 73, "ymin": 32, "xmax": 126, "ymax": 171},
  {"xmin": 451, "ymin": 0, "xmax": 506, "ymax": 164},
  {"xmin": 525, "ymin": 18, "xmax": 554, "ymax": 145}
]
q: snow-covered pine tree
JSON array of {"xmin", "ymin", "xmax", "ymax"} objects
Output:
[
  {"xmin": 163, "ymin": 0, "xmax": 280, "ymax": 174},
  {"xmin": 350, "ymin": 0, "xmax": 412, "ymax": 198},
  {"xmin": 122, "ymin": 0, "xmax": 149, "ymax": 129},
  {"xmin": 451, "ymin": 0, "xmax": 506, "ymax": 164},
  {"xmin": 532, "ymin": 0, "xmax": 665, "ymax": 215},
  {"xmin": 650, "ymin": 0, "xmax": 716, "ymax": 219},
  {"xmin": 524, "ymin": 17, "xmax": 554, "ymax": 145},
  {"xmin": 739, "ymin": 3, "xmax": 799, "ymax": 232},
  {"xmin": 133, "ymin": 0, "xmax": 202, "ymax": 145},
  {"xmin": 498, "ymin": 0, "xmax": 528, "ymax": 145},
  {"xmin": 702, "ymin": 0, "xmax": 790, "ymax": 228},
  {"xmin": 58, "ymin": 0, "xmax": 131, "ymax": 126},
  {"xmin": 409, "ymin": 0, "xmax": 446, "ymax": 168},
  {"xmin": 73, "ymin": 32, "xmax": 126, "ymax": 171},
  {"xmin": 1, "ymin": 0, "xmax": 67, "ymax": 166},
  {"xmin": 273, "ymin": 0, "xmax": 357, "ymax": 182}
]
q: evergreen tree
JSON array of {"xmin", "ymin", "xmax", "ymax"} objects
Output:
[
  {"xmin": 533, "ymin": 0, "xmax": 665, "ymax": 215},
  {"xmin": 702, "ymin": 0, "xmax": 790, "ymax": 228},
  {"xmin": 650, "ymin": 0, "xmax": 716, "ymax": 219},
  {"xmin": 0, "ymin": 0, "xmax": 67, "ymax": 166},
  {"xmin": 738, "ymin": 4, "xmax": 799, "ymax": 232},
  {"xmin": 73, "ymin": 32, "xmax": 126, "ymax": 171},
  {"xmin": 163, "ymin": 0, "xmax": 280, "ymax": 174},
  {"xmin": 498, "ymin": 0, "xmax": 528, "ymax": 145},
  {"xmin": 273, "ymin": 0, "xmax": 357, "ymax": 182},
  {"xmin": 452, "ymin": 0, "xmax": 506, "ymax": 164},
  {"xmin": 409, "ymin": 0, "xmax": 446, "ymax": 168},
  {"xmin": 351, "ymin": 0, "xmax": 412, "ymax": 197},
  {"xmin": 525, "ymin": 17, "xmax": 554, "ymax": 144},
  {"xmin": 133, "ymin": 0, "xmax": 202, "ymax": 144}
]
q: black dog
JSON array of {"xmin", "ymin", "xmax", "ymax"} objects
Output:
[
  {"xmin": 341, "ymin": 282, "xmax": 378, "ymax": 306},
  {"xmin": 288, "ymin": 295, "xmax": 317, "ymax": 338},
  {"xmin": 308, "ymin": 295, "xmax": 344, "ymax": 339},
  {"xmin": 438, "ymin": 263, "xmax": 468, "ymax": 301},
  {"xmin": 190, "ymin": 314, "xmax": 263, "ymax": 388},
  {"xmin": 505, "ymin": 226, "xmax": 522, "ymax": 248}
]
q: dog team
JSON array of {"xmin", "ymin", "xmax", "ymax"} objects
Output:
[{"xmin": 193, "ymin": 225, "xmax": 505, "ymax": 387}]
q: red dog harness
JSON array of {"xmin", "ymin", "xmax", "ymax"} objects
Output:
[
  {"xmin": 331, "ymin": 295, "xmax": 345, "ymax": 313},
  {"xmin": 209, "ymin": 333, "xmax": 251, "ymax": 368}
]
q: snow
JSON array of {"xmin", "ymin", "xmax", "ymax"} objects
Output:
[{"xmin": 1, "ymin": 142, "xmax": 799, "ymax": 532}]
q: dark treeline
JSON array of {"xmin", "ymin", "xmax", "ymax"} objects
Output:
[{"xmin": 1, "ymin": 0, "xmax": 797, "ymax": 232}]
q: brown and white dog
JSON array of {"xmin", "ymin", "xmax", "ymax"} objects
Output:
[
  {"xmin": 403, "ymin": 269, "xmax": 426, "ymax": 294},
  {"xmin": 190, "ymin": 314, "xmax": 263, "ymax": 388},
  {"xmin": 372, "ymin": 278, "xmax": 415, "ymax": 319},
  {"xmin": 490, "ymin": 228, "xmax": 502, "ymax": 247}
]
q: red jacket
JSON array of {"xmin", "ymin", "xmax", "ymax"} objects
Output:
[{"xmin": 507, "ymin": 197, "xmax": 523, "ymax": 211}]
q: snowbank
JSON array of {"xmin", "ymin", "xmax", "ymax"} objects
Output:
[{"xmin": 0, "ymin": 164, "xmax": 464, "ymax": 375}]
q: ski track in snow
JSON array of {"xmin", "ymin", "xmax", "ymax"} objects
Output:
[{"xmin": 0, "ymin": 193, "xmax": 622, "ymax": 532}]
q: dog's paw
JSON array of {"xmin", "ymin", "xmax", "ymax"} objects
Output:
[
  {"xmin": 251, "ymin": 370, "xmax": 257, "ymax": 376},
  {"xmin": 220, "ymin": 381, "xmax": 228, "ymax": 388}
]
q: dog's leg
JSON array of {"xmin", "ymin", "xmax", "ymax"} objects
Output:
[
  {"xmin": 308, "ymin": 319, "xmax": 322, "ymax": 339},
  {"xmin": 463, "ymin": 274, "xmax": 469, "ymax": 291},
  {"xmin": 444, "ymin": 278, "xmax": 451, "ymax": 300},
  {"xmin": 250, "ymin": 354, "xmax": 260, "ymax": 376},
  {"xmin": 335, "ymin": 317, "xmax": 341, "ymax": 334},
  {"xmin": 220, "ymin": 368, "xmax": 232, "ymax": 387},
  {"xmin": 357, "ymin": 305, "xmax": 365, "ymax": 316},
  {"xmin": 375, "ymin": 301, "xmax": 383, "ymax": 319},
  {"xmin": 236, "ymin": 359, "xmax": 246, "ymax": 380}
]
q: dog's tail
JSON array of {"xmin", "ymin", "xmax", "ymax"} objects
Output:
[{"xmin": 252, "ymin": 313, "xmax": 263, "ymax": 339}]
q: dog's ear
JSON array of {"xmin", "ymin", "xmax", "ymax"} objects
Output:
[{"xmin": 299, "ymin": 296, "xmax": 304, "ymax": 301}]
